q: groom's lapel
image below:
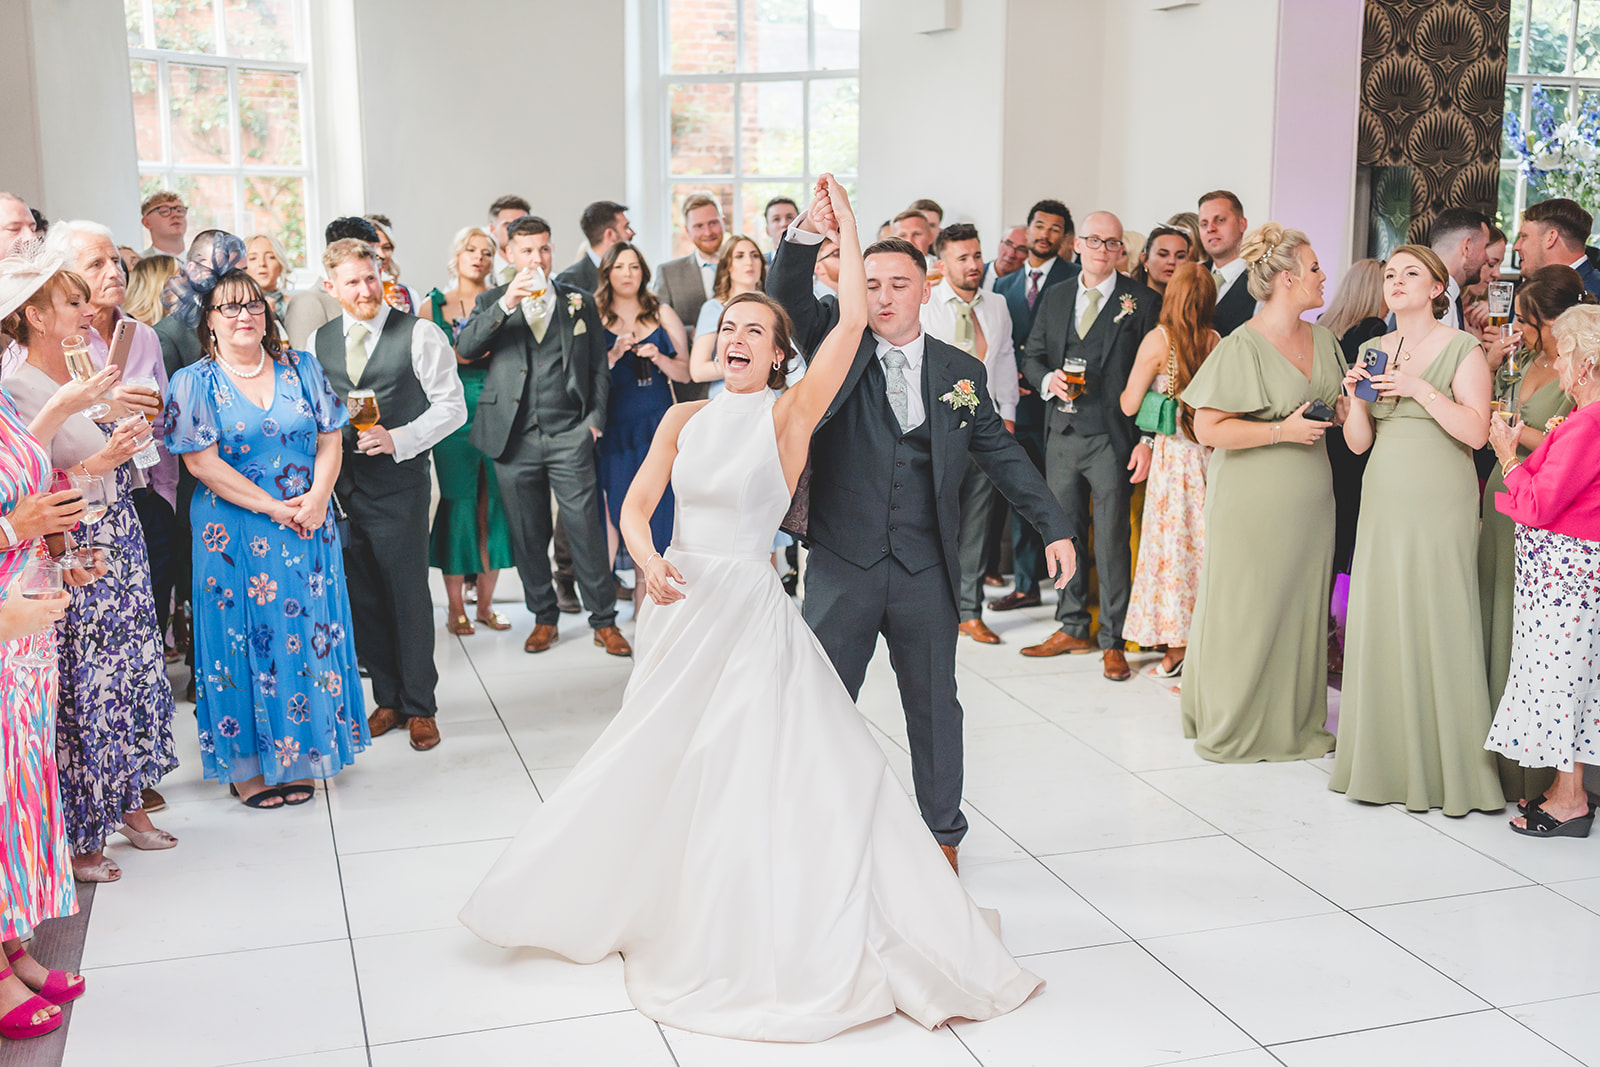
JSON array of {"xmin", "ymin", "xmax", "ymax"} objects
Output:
[{"xmin": 926, "ymin": 340, "xmax": 954, "ymax": 498}]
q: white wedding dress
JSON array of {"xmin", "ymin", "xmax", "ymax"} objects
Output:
[{"xmin": 459, "ymin": 386, "xmax": 1042, "ymax": 1043}]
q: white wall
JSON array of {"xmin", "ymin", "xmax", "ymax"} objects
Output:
[{"xmin": 352, "ymin": 0, "xmax": 627, "ymax": 293}]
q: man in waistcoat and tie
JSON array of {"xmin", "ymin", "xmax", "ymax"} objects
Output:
[
  {"xmin": 314, "ymin": 238, "xmax": 466, "ymax": 751},
  {"xmin": 1018, "ymin": 211, "xmax": 1160, "ymax": 681},
  {"xmin": 455, "ymin": 216, "xmax": 631, "ymax": 658}
]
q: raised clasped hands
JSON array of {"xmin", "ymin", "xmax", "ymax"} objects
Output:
[{"xmin": 643, "ymin": 554, "xmax": 687, "ymax": 606}]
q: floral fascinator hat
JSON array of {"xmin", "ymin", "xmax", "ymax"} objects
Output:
[{"xmin": 163, "ymin": 231, "xmax": 247, "ymax": 327}]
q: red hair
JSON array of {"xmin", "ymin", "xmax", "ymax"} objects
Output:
[{"xmin": 1159, "ymin": 262, "xmax": 1219, "ymax": 440}]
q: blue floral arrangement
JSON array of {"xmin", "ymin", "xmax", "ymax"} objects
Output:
[{"xmin": 1504, "ymin": 84, "xmax": 1600, "ymax": 210}]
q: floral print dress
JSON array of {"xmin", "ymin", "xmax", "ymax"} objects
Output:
[{"xmin": 165, "ymin": 352, "xmax": 368, "ymax": 785}]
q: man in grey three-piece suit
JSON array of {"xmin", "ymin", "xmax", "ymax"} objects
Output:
[
  {"xmin": 455, "ymin": 216, "xmax": 632, "ymax": 659},
  {"xmin": 652, "ymin": 192, "xmax": 727, "ymax": 402},
  {"xmin": 769, "ymin": 194, "xmax": 1078, "ymax": 872}
]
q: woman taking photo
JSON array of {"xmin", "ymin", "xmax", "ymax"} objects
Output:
[
  {"xmin": 688, "ymin": 235, "xmax": 767, "ymax": 395},
  {"xmin": 1119, "ymin": 262, "xmax": 1217, "ymax": 681},
  {"xmin": 418, "ymin": 227, "xmax": 515, "ymax": 635},
  {"xmin": 165, "ymin": 265, "xmax": 368, "ymax": 810},
  {"xmin": 1330, "ymin": 246, "xmax": 1502, "ymax": 815},
  {"xmin": 1484, "ymin": 304, "xmax": 1600, "ymax": 836},
  {"xmin": 1180, "ymin": 223, "xmax": 1343, "ymax": 763}
]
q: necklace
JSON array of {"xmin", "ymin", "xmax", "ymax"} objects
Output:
[{"xmin": 216, "ymin": 346, "xmax": 268, "ymax": 379}]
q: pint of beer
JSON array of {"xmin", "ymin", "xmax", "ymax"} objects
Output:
[
  {"xmin": 349, "ymin": 389, "xmax": 380, "ymax": 432},
  {"xmin": 1487, "ymin": 280, "xmax": 1514, "ymax": 330}
]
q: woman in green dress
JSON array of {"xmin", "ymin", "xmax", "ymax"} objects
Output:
[
  {"xmin": 1180, "ymin": 224, "xmax": 1343, "ymax": 762},
  {"xmin": 418, "ymin": 226, "xmax": 516, "ymax": 635},
  {"xmin": 1478, "ymin": 266, "xmax": 1586, "ymax": 802},
  {"xmin": 1330, "ymin": 246, "xmax": 1502, "ymax": 815}
]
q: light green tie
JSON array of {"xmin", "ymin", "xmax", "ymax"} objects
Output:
[
  {"xmin": 345, "ymin": 321, "xmax": 369, "ymax": 385},
  {"xmin": 1212, "ymin": 268, "xmax": 1225, "ymax": 289},
  {"xmin": 1078, "ymin": 287, "xmax": 1102, "ymax": 337},
  {"xmin": 952, "ymin": 300, "xmax": 975, "ymax": 355},
  {"xmin": 500, "ymin": 265, "xmax": 517, "ymax": 286},
  {"xmin": 522, "ymin": 296, "xmax": 549, "ymax": 343}
]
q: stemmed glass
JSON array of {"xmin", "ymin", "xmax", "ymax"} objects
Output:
[
  {"xmin": 11, "ymin": 554, "xmax": 63, "ymax": 668},
  {"xmin": 62, "ymin": 335, "xmax": 110, "ymax": 420},
  {"xmin": 1056, "ymin": 357, "xmax": 1088, "ymax": 414}
]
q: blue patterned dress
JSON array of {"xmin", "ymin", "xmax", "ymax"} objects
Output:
[{"xmin": 165, "ymin": 352, "xmax": 368, "ymax": 785}]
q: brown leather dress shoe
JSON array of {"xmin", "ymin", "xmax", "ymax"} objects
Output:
[
  {"xmin": 987, "ymin": 589, "xmax": 1041, "ymax": 612},
  {"xmin": 368, "ymin": 705, "xmax": 401, "ymax": 737},
  {"xmin": 524, "ymin": 624, "xmax": 560, "ymax": 653},
  {"xmin": 594, "ymin": 625, "xmax": 632, "ymax": 657},
  {"xmin": 408, "ymin": 717, "xmax": 441, "ymax": 751},
  {"xmin": 1102, "ymin": 648, "xmax": 1132, "ymax": 681},
  {"xmin": 958, "ymin": 619, "xmax": 1002, "ymax": 644},
  {"xmin": 1020, "ymin": 631, "xmax": 1096, "ymax": 657},
  {"xmin": 940, "ymin": 844, "xmax": 959, "ymax": 874}
]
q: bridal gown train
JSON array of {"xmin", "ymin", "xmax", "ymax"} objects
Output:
[{"xmin": 460, "ymin": 386, "xmax": 1042, "ymax": 1043}]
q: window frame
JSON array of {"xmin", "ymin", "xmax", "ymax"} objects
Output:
[
  {"xmin": 656, "ymin": 0, "xmax": 858, "ymax": 257},
  {"xmin": 126, "ymin": 0, "xmax": 318, "ymax": 266}
]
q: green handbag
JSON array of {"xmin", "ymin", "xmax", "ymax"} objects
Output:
[{"xmin": 1134, "ymin": 337, "xmax": 1179, "ymax": 436}]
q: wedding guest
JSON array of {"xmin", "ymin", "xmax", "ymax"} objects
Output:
[
  {"xmin": 813, "ymin": 237, "xmax": 841, "ymax": 296},
  {"xmin": 557, "ymin": 201, "xmax": 632, "ymax": 294},
  {"xmin": 1167, "ymin": 212, "xmax": 1204, "ymax": 265},
  {"xmin": 456, "ymin": 215, "xmax": 629, "ymax": 658},
  {"xmin": 1462, "ymin": 224, "xmax": 1508, "ymax": 335},
  {"xmin": 0, "ymin": 193, "xmax": 36, "ymax": 258},
  {"xmin": 117, "ymin": 247, "xmax": 141, "ymax": 275},
  {"xmin": 763, "ymin": 196, "xmax": 799, "ymax": 259},
  {"xmin": 1479, "ymin": 266, "xmax": 1590, "ymax": 802},
  {"xmin": 166, "ymin": 267, "xmax": 368, "ymax": 806},
  {"xmin": 655, "ymin": 193, "xmax": 725, "ymax": 344},
  {"xmin": 1180, "ymin": 223, "xmax": 1342, "ymax": 762},
  {"xmin": 595, "ymin": 243, "xmax": 690, "ymax": 607},
  {"xmin": 285, "ymin": 217, "xmax": 377, "ymax": 351},
  {"xmin": 1131, "ymin": 224, "xmax": 1194, "ymax": 297},
  {"xmin": 910, "ymin": 197, "xmax": 944, "ymax": 238},
  {"xmin": 890, "ymin": 210, "xmax": 935, "ymax": 257},
  {"xmin": 419, "ymin": 227, "xmax": 516, "ymax": 636},
  {"xmin": 1331, "ymin": 245, "xmax": 1502, "ymax": 814},
  {"xmin": 992, "ymin": 199, "xmax": 1079, "ymax": 613},
  {"xmin": 1119, "ymin": 231, "xmax": 1145, "ymax": 278},
  {"xmin": 1424, "ymin": 208, "xmax": 1492, "ymax": 329},
  {"xmin": 983, "ymin": 224, "xmax": 1027, "ymax": 291},
  {"xmin": 1318, "ymin": 258, "xmax": 1387, "ymax": 579},
  {"xmin": 487, "ymin": 194, "xmax": 532, "ymax": 283},
  {"xmin": 1020, "ymin": 211, "xmax": 1159, "ymax": 680},
  {"xmin": 364, "ymin": 214, "xmax": 418, "ymax": 313},
  {"xmin": 313, "ymin": 238, "xmax": 465, "ymax": 751},
  {"xmin": 139, "ymin": 191, "xmax": 187, "ymax": 258},
  {"xmin": 124, "ymin": 254, "xmax": 178, "ymax": 326},
  {"xmin": 919, "ymin": 223, "xmax": 1017, "ymax": 644},
  {"xmin": 1484, "ymin": 304, "xmax": 1600, "ymax": 836},
  {"xmin": 245, "ymin": 233, "xmax": 290, "ymax": 323},
  {"xmin": 689, "ymin": 235, "xmax": 768, "ymax": 391},
  {"xmin": 1514, "ymin": 198, "xmax": 1600, "ymax": 297},
  {"xmin": 1197, "ymin": 191, "xmax": 1252, "ymax": 336},
  {"xmin": 1118, "ymin": 262, "xmax": 1216, "ymax": 680},
  {"xmin": 4, "ymin": 257, "xmax": 177, "ymax": 880}
]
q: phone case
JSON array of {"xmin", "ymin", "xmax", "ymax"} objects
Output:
[{"xmin": 1352, "ymin": 346, "xmax": 1390, "ymax": 403}]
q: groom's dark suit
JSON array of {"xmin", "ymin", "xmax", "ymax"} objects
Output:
[{"xmin": 769, "ymin": 236, "xmax": 1076, "ymax": 847}]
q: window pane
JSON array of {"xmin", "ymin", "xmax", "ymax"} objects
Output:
[
  {"xmin": 666, "ymin": 0, "xmax": 735, "ymax": 73},
  {"xmin": 168, "ymin": 64, "xmax": 232, "ymax": 164},
  {"xmin": 669, "ymin": 184, "xmax": 732, "ymax": 259},
  {"xmin": 239, "ymin": 70, "xmax": 302, "ymax": 165},
  {"xmin": 669, "ymin": 82, "xmax": 734, "ymax": 176},
  {"xmin": 808, "ymin": 78, "xmax": 859, "ymax": 175},
  {"xmin": 1576, "ymin": 0, "xmax": 1600, "ymax": 74},
  {"xmin": 131, "ymin": 60, "xmax": 163, "ymax": 164},
  {"xmin": 741, "ymin": 82, "xmax": 803, "ymax": 176},
  {"xmin": 245, "ymin": 176, "xmax": 306, "ymax": 268},
  {"xmin": 126, "ymin": 0, "xmax": 145, "ymax": 48},
  {"xmin": 223, "ymin": 0, "xmax": 298, "ymax": 60},
  {"xmin": 1496, "ymin": 167, "xmax": 1518, "ymax": 238},
  {"xmin": 155, "ymin": 0, "xmax": 217, "ymax": 54},
  {"xmin": 1527, "ymin": 0, "xmax": 1574, "ymax": 74},
  {"xmin": 738, "ymin": 181, "xmax": 805, "ymax": 248},
  {"xmin": 170, "ymin": 173, "xmax": 235, "ymax": 234},
  {"xmin": 744, "ymin": 0, "xmax": 807, "ymax": 72},
  {"xmin": 1502, "ymin": 85, "xmax": 1524, "ymax": 160},
  {"xmin": 814, "ymin": 0, "xmax": 860, "ymax": 70},
  {"xmin": 139, "ymin": 174, "xmax": 168, "ymax": 207}
]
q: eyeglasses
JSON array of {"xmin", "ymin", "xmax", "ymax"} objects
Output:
[
  {"xmin": 212, "ymin": 299, "xmax": 267, "ymax": 318},
  {"xmin": 1080, "ymin": 236, "xmax": 1126, "ymax": 252},
  {"xmin": 999, "ymin": 240, "xmax": 1024, "ymax": 253},
  {"xmin": 144, "ymin": 204, "xmax": 188, "ymax": 219}
]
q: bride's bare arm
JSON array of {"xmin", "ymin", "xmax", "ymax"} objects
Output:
[{"xmin": 621, "ymin": 400, "xmax": 708, "ymax": 604}]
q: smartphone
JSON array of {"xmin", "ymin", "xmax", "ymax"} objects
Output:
[
  {"xmin": 1304, "ymin": 399, "xmax": 1336, "ymax": 423},
  {"xmin": 1352, "ymin": 345, "xmax": 1391, "ymax": 403},
  {"xmin": 107, "ymin": 318, "xmax": 135, "ymax": 373}
]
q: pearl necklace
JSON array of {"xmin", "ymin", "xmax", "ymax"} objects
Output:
[{"xmin": 216, "ymin": 346, "xmax": 268, "ymax": 379}]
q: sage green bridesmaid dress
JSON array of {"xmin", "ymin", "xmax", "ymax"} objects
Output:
[
  {"xmin": 1478, "ymin": 376, "xmax": 1570, "ymax": 803},
  {"xmin": 1179, "ymin": 325, "xmax": 1342, "ymax": 763},
  {"xmin": 1329, "ymin": 332, "xmax": 1504, "ymax": 815}
]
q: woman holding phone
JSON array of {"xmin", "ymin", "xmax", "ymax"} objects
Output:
[{"xmin": 1330, "ymin": 245, "xmax": 1502, "ymax": 815}]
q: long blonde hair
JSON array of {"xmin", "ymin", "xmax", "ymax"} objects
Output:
[
  {"xmin": 1317, "ymin": 258, "xmax": 1386, "ymax": 339},
  {"xmin": 124, "ymin": 254, "xmax": 179, "ymax": 325}
]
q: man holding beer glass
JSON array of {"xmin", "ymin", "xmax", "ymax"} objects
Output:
[{"xmin": 313, "ymin": 238, "xmax": 465, "ymax": 752}]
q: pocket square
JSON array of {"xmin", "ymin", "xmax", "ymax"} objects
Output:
[
  {"xmin": 572, "ymin": 320, "xmax": 587, "ymax": 335},
  {"xmin": 960, "ymin": 420, "xmax": 968, "ymax": 428}
]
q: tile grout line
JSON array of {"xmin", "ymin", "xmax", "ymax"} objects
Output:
[
  {"xmin": 458, "ymin": 628, "xmax": 547, "ymax": 804},
  {"xmin": 319, "ymin": 777, "xmax": 376, "ymax": 1067}
]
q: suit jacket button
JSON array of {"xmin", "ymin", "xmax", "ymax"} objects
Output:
[
  {"xmin": 880, "ymin": 546, "xmax": 888, "ymax": 553},
  {"xmin": 890, "ymin": 524, "xmax": 897, "ymax": 531}
]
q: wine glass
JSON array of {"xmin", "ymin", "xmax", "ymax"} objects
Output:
[
  {"xmin": 45, "ymin": 469, "xmax": 84, "ymax": 566},
  {"xmin": 70, "ymin": 473, "xmax": 110, "ymax": 529},
  {"xmin": 348, "ymin": 389, "xmax": 380, "ymax": 433},
  {"xmin": 11, "ymin": 554, "xmax": 64, "ymax": 668},
  {"xmin": 62, "ymin": 335, "xmax": 110, "ymax": 420},
  {"xmin": 1056, "ymin": 357, "xmax": 1088, "ymax": 414}
]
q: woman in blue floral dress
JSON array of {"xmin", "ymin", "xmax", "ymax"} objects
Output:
[{"xmin": 164, "ymin": 270, "xmax": 367, "ymax": 808}]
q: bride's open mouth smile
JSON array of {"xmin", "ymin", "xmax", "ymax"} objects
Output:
[{"xmin": 725, "ymin": 345, "xmax": 752, "ymax": 372}]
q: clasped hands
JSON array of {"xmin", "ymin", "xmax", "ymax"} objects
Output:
[
  {"xmin": 797, "ymin": 174, "xmax": 854, "ymax": 244},
  {"xmin": 266, "ymin": 493, "xmax": 328, "ymax": 540}
]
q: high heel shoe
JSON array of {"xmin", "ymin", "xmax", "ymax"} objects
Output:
[
  {"xmin": 116, "ymin": 824, "xmax": 178, "ymax": 850},
  {"xmin": 0, "ymin": 966, "xmax": 63, "ymax": 1039},
  {"xmin": 4, "ymin": 948, "xmax": 84, "ymax": 1006}
]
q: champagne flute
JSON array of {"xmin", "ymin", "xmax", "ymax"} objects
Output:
[
  {"xmin": 62, "ymin": 336, "xmax": 110, "ymax": 420},
  {"xmin": 11, "ymin": 554, "xmax": 64, "ymax": 668},
  {"xmin": 348, "ymin": 389, "xmax": 380, "ymax": 433},
  {"xmin": 1056, "ymin": 357, "xmax": 1087, "ymax": 414}
]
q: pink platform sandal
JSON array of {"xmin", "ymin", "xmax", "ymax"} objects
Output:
[
  {"xmin": 0, "ymin": 965, "xmax": 62, "ymax": 1039},
  {"xmin": 6, "ymin": 947, "xmax": 85, "ymax": 1006}
]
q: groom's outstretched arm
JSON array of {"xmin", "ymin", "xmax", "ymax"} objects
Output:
[
  {"xmin": 966, "ymin": 375, "xmax": 1078, "ymax": 556},
  {"xmin": 768, "ymin": 229, "xmax": 839, "ymax": 358}
]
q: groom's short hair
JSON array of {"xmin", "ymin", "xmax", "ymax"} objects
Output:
[{"xmin": 863, "ymin": 237, "xmax": 926, "ymax": 274}]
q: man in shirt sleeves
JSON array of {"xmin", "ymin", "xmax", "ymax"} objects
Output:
[{"xmin": 314, "ymin": 238, "xmax": 466, "ymax": 752}]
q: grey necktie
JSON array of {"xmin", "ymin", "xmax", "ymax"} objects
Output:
[{"xmin": 883, "ymin": 348, "xmax": 911, "ymax": 435}]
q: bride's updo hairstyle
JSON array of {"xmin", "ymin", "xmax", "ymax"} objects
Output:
[
  {"xmin": 1240, "ymin": 222, "xmax": 1312, "ymax": 302},
  {"xmin": 719, "ymin": 291, "xmax": 795, "ymax": 389}
]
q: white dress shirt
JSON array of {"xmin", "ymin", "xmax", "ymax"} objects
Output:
[
  {"xmin": 1213, "ymin": 256, "xmax": 1248, "ymax": 300},
  {"xmin": 1442, "ymin": 275, "xmax": 1462, "ymax": 329},
  {"xmin": 871, "ymin": 330, "xmax": 927, "ymax": 431},
  {"xmin": 1074, "ymin": 270, "xmax": 1118, "ymax": 331},
  {"xmin": 696, "ymin": 253, "xmax": 718, "ymax": 299},
  {"xmin": 920, "ymin": 279, "xmax": 1019, "ymax": 421},
  {"xmin": 340, "ymin": 304, "xmax": 467, "ymax": 463}
]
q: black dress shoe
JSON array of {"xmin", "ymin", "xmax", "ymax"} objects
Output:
[{"xmin": 988, "ymin": 590, "xmax": 1041, "ymax": 612}]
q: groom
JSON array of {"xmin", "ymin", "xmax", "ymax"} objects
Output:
[{"xmin": 770, "ymin": 182, "xmax": 1078, "ymax": 872}]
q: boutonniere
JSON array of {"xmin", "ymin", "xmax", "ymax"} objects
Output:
[
  {"xmin": 940, "ymin": 379, "xmax": 980, "ymax": 414},
  {"xmin": 566, "ymin": 292, "xmax": 584, "ymax": 317},
  {"xmin": 1113, "ymin": 294, "xmax": 1137, "ymax": 323},
  {"xmin": 1546, "ymin": 414, "xmax": 1566, "ymax": 432}
]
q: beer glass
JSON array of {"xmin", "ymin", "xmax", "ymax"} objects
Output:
[
  {"xmin": 1487, "ymin": 280, "xmax": 1514, "ymax": 332},
  {"xmin": 348, "ymin": 389, "xmax": 380, "ymax": 433},
  {"xmin": 1057, "ymin": 357, "xmax": 1088, "ymax": 414}
]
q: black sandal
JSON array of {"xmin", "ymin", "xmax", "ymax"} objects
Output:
[
  {"xmin": 1512, "ymin": 801, "xmax": 1595, "ymax": 838},
  {"xmin": 229, "ymin": 784, "xmax": 286, "ymax": 809},
  {"xmin": 1517, "ymin": 791, "xmax": 1600, "ymax": 815},
  {"xmin": 279, "ymin": 784, "xmax": 316, "ymax": 806}
]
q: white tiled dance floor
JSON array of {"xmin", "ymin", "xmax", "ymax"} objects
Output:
[{"xmin": 60, "ymin": 584, "xmax": 1600, "ymax": 1066}]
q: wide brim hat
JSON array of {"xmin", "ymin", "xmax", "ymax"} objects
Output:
[{"xmin": 0, "ymin": 238, "xmax": 65, "ymax": 322}]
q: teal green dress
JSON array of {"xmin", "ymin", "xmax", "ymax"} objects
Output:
[
  {"xmin": 1329, "ymin": 332, "xmax": 1503, "ymax": 814},
  {"xmin": 425, "ymin": 290, "xmax": 515, "ymax": 576}
]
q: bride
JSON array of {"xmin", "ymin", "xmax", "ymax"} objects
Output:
[{"xmin": 459, "ymin": 177, "xmax": 1043, "ymax": 1043}]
